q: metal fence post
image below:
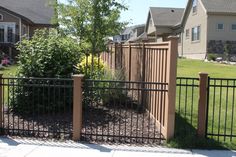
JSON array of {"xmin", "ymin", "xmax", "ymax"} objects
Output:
[
  {"xmin": 197, "ymin": 72, "xmax": 209, "ymax": 138},
  {"xmin": 72, "ymin": 74, "xmax": 84, "ymax": 141},
  {"xmin": 0, "ymin": 74, "xmax": 2, "ymax": 129}
]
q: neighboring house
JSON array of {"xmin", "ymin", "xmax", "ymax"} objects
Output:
[
  {"xmin": 145, "ymin": 7, "xmax": 184, "ymax": 42},
  {"xmin": 0, "ymin": 0, "xmax": 55, "ymax": 58},
  {"xmin": 146, "ymin": 0, "xmax": 236, "ymax": 59},
  {"xmin": 113, "ymin": 24, "xmax": 146, "ymax": 43}
]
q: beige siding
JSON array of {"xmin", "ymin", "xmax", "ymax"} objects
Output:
[
  {"xmin": 208, "ymin": 15, "xmax": 236, "ymax": 41},
  {"xmin": 182, "ymin": 0, "xmax": 207, "ymax": 59},
  {"xmin": 147, "ymin": 15, "xmax": 156, "ymax": 35}
]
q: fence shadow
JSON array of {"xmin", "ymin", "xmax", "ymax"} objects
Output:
[{"xmin": 169, "ymin": 113, "xmax": 227, "ymax": 150}]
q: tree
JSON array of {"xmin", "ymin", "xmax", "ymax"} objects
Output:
[{"xmin": 57, "ymin": 0, "xmax": 127, "ymax": 53}]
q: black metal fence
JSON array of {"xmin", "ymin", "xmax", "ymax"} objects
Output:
[
  {"xmin": 81, "ymin": 79, "xmax": 167, "ymax": 145},
  {"xmin": 175, "ymin": 77, "xmax": 236, "ymax": 144},
  {"xmin": 175, "ymin": 77, "xmax": 199, "ymax": 137},
  {"xmin": 206, "ymin": 78, "xmax": 236, "ymax": 143},
  {"xmin": 0, "ymin": 77, "xmax": 73, "ymax": 139}
]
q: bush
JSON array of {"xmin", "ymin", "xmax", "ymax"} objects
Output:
[
  {"xmin": 76, "ymin": 54, "xmax": 105, "ymax": 79},
  {"xmin": 17, "ymin": 29, "xmax": 82, "ymax": 78},
  {"xmin": 12, "ymin": 29, "xmax": 81, "ymax": 114},
  {"xmin": 77, "ymin": 56, "xmax": 128, "ymax": 107},
  {"xmin": 207, "ymin": 53, "xmax": 217, "ymax": 61},
  {"xmin": 10, "ymin": 79, "xmax": 73, "ymax": 115},
  {"xmin": 224, "ymin": 41, "xmax": 232, "ymax": 62}
]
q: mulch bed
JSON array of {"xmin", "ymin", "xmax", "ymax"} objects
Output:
[
  {"xmin": 2, "ymin": 111, "xmax": 72, "ymax": 140},
  {"xmin": 2, "ymin": 103, "xmax": 164, "ymax": 145},
  {"xmin": 81, "ymin": 103, "xmax": 164, "ymax": 145}
]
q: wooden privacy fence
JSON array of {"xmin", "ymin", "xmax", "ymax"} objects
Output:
[{"xmin": 101, "ymin": 37, "xmax": 178, "ymax": 140}]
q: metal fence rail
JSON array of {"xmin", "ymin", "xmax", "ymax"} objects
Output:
[
  {"xmin": 206, "ymin": 78, "xmax": 236, "ymax": 142},
  {"xmin": 81, "ymin": 79, "xmax": 167, "ymax": 145},
  {"xmin": 0, "ymin": 77, "xmax": 73, "ymax": 139}
]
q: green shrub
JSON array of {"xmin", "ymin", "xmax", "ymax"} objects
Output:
[
  {"xmin": 17, "ymin": 29, "xmax": 82, "ymax": 78},
  {"xmin": 76, "ymin": 54, "xmax": 105, "ymax": 79},
  {"xmin": 224, "ymin": 41, "xmax": 232, "ymax": 62},
  {"xmin": 79, "ymin": 57, "xmax": 128, "ymax": 107},
  {"xmin": 11, "ymin": 29, "xmax": 81, "ymax": 114},
  {"xmin": 10, "ymin": 79, "xmax": 73, "ymax": 115},
  {"xmin": 207, "ymin": 53, "xmax": 217, "ymax": 61}
]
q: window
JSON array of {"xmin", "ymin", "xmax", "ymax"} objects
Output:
[
  {"xmin": 185, "ymin": 29, "xmax": 190, "ymax": 39},
  {"xmin": 121, "ymin": 35, "xmax": 124, "ymax": 40},
  {"xmin": 0, "ymin": 23, "xmax": 15, "ymax": 43},
  {"xmin": 7, "ymin": 26, "xmax": 13, "ymax": 42},
  {"xmin": 192, "ymin": 0, "xmax": 197, "ymax": 14},
  {"xmin": 0, "ymin": 14, "xmax": 3, "ymax": 21},
  {"xmin": 192, "ymin": 26, "xmax": 200, "ymax": 41},
  {"xmin": 232, "ymin": 24, "xmax": 236, "ymax": 30},
  {"xmin": 217, "ymin": 23, "xmax": 224, "ymax": 30}
]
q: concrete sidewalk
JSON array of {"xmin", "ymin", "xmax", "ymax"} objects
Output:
[{"xmin": 0, "ymin": 137, "xmax": 236, "ymax": 157}]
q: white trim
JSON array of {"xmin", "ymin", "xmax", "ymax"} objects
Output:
[
  {"xmin": 0, "ymin": 22, "xmax": 16, "ymax": 43},
  {"xmin": 216, "ymin": 23, "xmax": 224, "ymax": 31},
  {"xmin": 199, "ymin": 0, "xmax": 207, "ymax": 14},
  {"xmin": 191, "ymin": 25, "xmax": 201, "ymax": 42},
  {"xmin": 231, "ymin": 24, "xmax": 236, "ymax": 31}
]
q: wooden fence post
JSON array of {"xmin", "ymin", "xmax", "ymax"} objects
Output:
[
  {"xmin": 128, "ymin": 42, "xmax": 132, "ymax": 81},
  {"xmin": 0, "ymin": 74, "xmax": 3, "ymax": 129},
  {"xmin": 141, "ymin": 42, "xmax": 146, "ymax": 106},
  {"xmin": 120, "ymin": 42, "xmax": 123, "ymax": 69},
  {"xmin": 165, "ymin": 36, "xmax": 178, "ymax": 140},
  {"xmin": 197, "ymin": 72, "xmax": 209, "ymax": 138},
  {"xmin": 72, "ymin": 74, "xmax": 84, "ymax": 141}
]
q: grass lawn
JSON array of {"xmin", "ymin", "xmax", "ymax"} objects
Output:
[
  {"xmin": 0, "ymin": 65, "xmax": 18, "ymax": 77},
  {"xmin": 177, "ymin": 59, "xmax": 236, "ymax": 78},
  {"xmin": 170, "ymin": 59, "xmax": 236, "ymax": 150}
]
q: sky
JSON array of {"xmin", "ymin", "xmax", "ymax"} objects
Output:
[
  {"xmin": 121, "ymin": 0, "xmax": 188, "ymax": 26},
  {"xmin": 59, "ymin": 0, "xmax": 188, "ymax": 26}
]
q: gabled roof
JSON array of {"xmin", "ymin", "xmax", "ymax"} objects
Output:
[
  {"xmin": 149, "ymin": 7, "xmax": 184, "ymax": 27},
  {"xmin": 0, "ymin": 0, "xmax": 54, "ymax": 25},
  {"xmin": 122, "ymin": 24, "xmax": 145, "ymax": 35},
  {"xmin": 201, "ymin": 0, "xmax": 236, "ymax": 14}
]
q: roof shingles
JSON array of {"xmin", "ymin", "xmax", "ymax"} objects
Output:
[
  {"xmin": 201, "ymin": 0, "xmax": 236, "ymax": 14},
  {"xmin": 150, "ymin": 7, "xmax": 184, "ymax": 27},
  {"xmin": 0, "ymin": 0, "xmax": 54, "ymax": 25}
]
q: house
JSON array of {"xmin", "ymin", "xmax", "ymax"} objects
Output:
[
  {"xmin": 113, "ymin": 24, "xmax": 146, "ymax": 43},
  {"xmin": 146, "ymin": 0, "xmax": 236, "ymax": 60},
  {"xmin": 145, "ymin": 7, "xmax": 184, "ymax": 42},
  {"xmin": 0, "ymin": 0, "xmax": 55, "ymax": 59}
]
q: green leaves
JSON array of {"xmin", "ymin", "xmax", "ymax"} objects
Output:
[
  {"xmin": 57, "ymin": 0, "xmax": 127, "ymax": 52},
  {"xmin": 16, "ymin": 29, "xmax": 82, "ymax": 78}
]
